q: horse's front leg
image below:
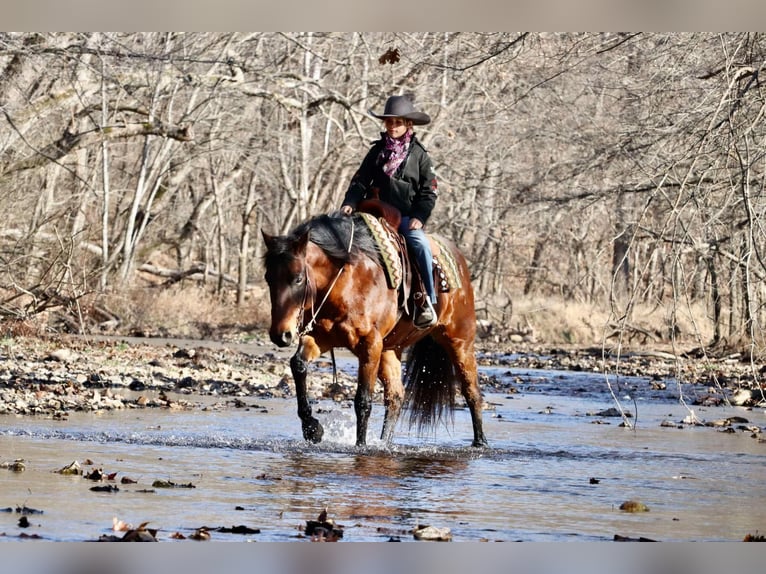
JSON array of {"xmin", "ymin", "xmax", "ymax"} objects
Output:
[
  {"xmin": 354, "ymin": 336, "xmax": 383, "ymax": 447},
  {"xmin": 291, "ymin": 336, "xmax": 324, "ymax": 443}
]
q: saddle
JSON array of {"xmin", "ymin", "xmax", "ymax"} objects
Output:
[{"xmin": 357, "ymin": 199, "xmax": 461, "ymax": 317}]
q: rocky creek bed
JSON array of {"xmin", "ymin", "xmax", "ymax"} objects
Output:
[{"xmin": 0, "ymin": 334, "xmax": 764, "ymax": 421}]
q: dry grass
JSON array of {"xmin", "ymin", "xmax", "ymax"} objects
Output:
[
  {"xmin": 509, "ymin": 296, "xmax": 715, "ymax": 347},
  {"xmin": 96, "ymin": 284, "xmax": 270, "ymax": 339},
  {"xmin": 0, "ymin": 279, "xmax": 728, "ymax": 351}
]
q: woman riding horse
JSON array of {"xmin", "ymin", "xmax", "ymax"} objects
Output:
[{"xmin": 341, "ymin": 94, "xmax": 439, "ymax": 329}]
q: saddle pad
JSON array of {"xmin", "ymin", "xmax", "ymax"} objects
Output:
[
  {"xmin": 432, "ymin": 236, "xmax": 462, "ymax": 292},
  {"xmin": 359, "ymin": 212, "xmax": 402, "ymax": 289}
]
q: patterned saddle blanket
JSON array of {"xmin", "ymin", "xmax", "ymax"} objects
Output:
[{"xmin": 358, "ymin": 212, "xmax": 462, "ymax": 293}]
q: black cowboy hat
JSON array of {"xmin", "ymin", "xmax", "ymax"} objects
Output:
[{"xmin": 369, "ymin": 95, "xmax": 431, "ymax": 125}]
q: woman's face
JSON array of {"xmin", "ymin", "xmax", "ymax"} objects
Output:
[{"xmin": 383, "ymin": 117, "xmax": 410, "ymax": 139}]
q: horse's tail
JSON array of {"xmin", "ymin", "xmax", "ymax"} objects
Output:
[{"xmin": 403, "ymin": 335, "xmax": 456, "ymax": 434}]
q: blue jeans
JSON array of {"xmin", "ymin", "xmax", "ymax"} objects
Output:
[{"xmin": 399, "ymin": 216, "xmax": 437, "ymax": 304}]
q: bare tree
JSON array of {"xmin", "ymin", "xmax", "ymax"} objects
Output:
[{"xmin": 0, "ymin": 31, "xmax": 764, "ymax": 361}]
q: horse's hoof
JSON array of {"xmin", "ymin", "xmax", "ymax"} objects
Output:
[
  {"xmin": 472, "ymin": 437, "xmax": 489, "ymax": 448},
  {"xmin": 303, "ymin": 419, "xmax": 324, "ymax": 443}
]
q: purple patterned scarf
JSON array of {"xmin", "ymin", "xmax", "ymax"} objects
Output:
[{"xmin": 380, "ymin": 130, "xmax": 412, "ymax": 177}]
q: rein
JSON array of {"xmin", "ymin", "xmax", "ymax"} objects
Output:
[
  {"xmin": 296, "ymin": 218, "xmax": 355, "ymax": 389},
  {"xmin": 297, "ymin": 217, "xmax": 355, "ymax": 338}
]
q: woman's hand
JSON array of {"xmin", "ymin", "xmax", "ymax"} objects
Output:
[{"xmin": 409, "ymin": 218, "xmax": 424, "ymax": 230}]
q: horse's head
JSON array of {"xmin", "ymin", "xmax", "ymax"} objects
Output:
[{"xmin": 262, "ymin": 229, "xmax": 311, "ymax": 347}]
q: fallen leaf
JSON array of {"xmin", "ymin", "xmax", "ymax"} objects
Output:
[
  {"xmin": 56, "ymin": 461, "xmax": 82, "ymax": 475},
  {"xmin": 1, "ymin": 459, "xmax": 25, "ymax": 472},
  {"xmin": 305, "ymin": 509, "xmax": 343, "ymax": 540},
  {"xmin": 120, "ymin": 529, "xmax": 157, "ymax": 542},
  {"xmin": 619, "ymin": 500, "xmax": 649, "ymax": 513},
  {"xmin": 743, "ymin": 532, "xmax": 766, "ymax": 542},
  {"xmin": 85, "ymin": 468, "xmax": 104, "ymax": 481},
  {"xmin": 378, "ymin": 47, "xmax": 400, "ymax": 65},
  {"xmin": 106, "ymin": 521, "xmax": 158, "ymax": 542},
  {"xmin": 113, "ymin": 517, "xmax": 132, "ymax": 532},
  {"xmin": 190, "ymin": 528, "xmax": 211, "ymax": 541}
]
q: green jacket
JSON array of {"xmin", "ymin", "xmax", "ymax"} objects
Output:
[{"xmin": 342, "ymin": 134, "xmax": 438, "ymax": 224}]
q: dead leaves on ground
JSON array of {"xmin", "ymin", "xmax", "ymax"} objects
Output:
[
  {"xmin": 1, "ymin": 459, "xmax": 26, "ymax": 472},
  {"xmin": 304, "ymin": 508, "xmax": 344, "ymax": 541},
  {"xmin": 103, "ymin": 519, "xmax": 262, "ymax": 542},
  {"xmin": 55, "ymin": 460, "xmax": 82, "ymax": 475},
  {"xmin": 54, "ymin": 459, "xmax": 195, "ymax": 491},
  {"xmin": 99, "ymin": 521, "xmax": 158, "ymax": 542},
  {"xmin": 10, "ymin": 460, "xmax": 459, "ymax": 543}
]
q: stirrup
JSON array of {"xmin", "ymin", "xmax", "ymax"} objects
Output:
[{"xmin": 414, "ymin": 298, "xmax": 437, "ymax": 329}]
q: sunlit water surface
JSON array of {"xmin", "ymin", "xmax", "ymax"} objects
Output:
[{"xmin": 1, "ymin": 363, "xmax": 765, "ymax": 542}]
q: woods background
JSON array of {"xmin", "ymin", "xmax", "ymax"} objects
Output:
[{"xmin": 1, "ymin": 32, "xmax": 765, "ymax": 354}]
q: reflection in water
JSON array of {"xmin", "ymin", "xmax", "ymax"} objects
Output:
[{"xmin": 259, "ymin": 449, "xmax": 471, "ymax": 529}]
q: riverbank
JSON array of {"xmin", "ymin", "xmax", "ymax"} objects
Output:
[{"xmin": 1, "ymin": 333, "xmax": 764, "ymax": 419}]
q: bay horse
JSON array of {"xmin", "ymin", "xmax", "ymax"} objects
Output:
[{"xmin": 261, "ymin": 211, "xmax": 487, "ymax": 448}]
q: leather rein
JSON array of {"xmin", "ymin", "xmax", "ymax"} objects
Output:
[
  {"xmin": 297, "ymin": 217, "xmax": 355, "ymax": 338},
  {"xmin": 294, "ymin": 217, "xmax": 355, "ymax": 388}
]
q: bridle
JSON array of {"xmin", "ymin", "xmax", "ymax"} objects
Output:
[{"xmin": 297, "ymin": 217, "xmax": 355, "ymax": 338}]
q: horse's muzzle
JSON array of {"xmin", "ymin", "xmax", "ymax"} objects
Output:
[{"xmin": 270, "ymin": 329, "xmax": 294, "ymax": 348}]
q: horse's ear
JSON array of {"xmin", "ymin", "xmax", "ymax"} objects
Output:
[
  {"xmin": 295, "ymin": 230, "xmax": 310, "ymax": 254},
  {"xmin": 261, "ymin": 230, "xmax": 276, "ymax": 251}
]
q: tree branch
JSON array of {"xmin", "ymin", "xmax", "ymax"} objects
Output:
[{"xmin": 0, "ymin": 115, "xmax": 193, "ymax": 176}]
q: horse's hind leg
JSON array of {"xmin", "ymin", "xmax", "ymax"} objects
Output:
[
  {"xmin": 378, "ymin": 350, "xmax": 404, "ymax": 445},
  {"xmin": 446, "ymin": 338, "xmax": 488, "ymax": 448},
  {"xmin": 291, "ymin": 336, "xmax": 324, "ymax": 443}
]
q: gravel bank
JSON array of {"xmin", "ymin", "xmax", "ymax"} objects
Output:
[{"xmin": 1, "ymin": 335, "xmax": 764, "ymax": 419}]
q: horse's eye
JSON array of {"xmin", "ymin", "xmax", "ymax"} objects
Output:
[{"xmin": 293, "ymin": 274, "xmax": 304, "ymax": 286}]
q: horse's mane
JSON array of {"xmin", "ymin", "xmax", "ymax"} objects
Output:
[{"xmin": 291, "ymin": 212, "xmax": 380, "ymax": 265}]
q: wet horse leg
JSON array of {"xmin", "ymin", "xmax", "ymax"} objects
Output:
[
  {"xmin": 378, "ymin": 349, "xmax": 404, "ymax": 444},
  {"xmin": 291, "ymin": 336, "xmax": 324, "ymax": 443},
  {"xmin": 353, "ymin": 334, "xmax": 383, "ymax": 446},
  {"xmin": 445, "ymin": 338, "xmax": 488, "ymax": 448}
]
